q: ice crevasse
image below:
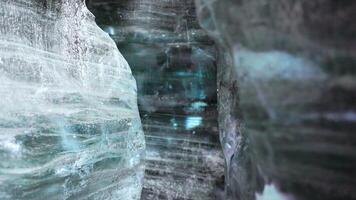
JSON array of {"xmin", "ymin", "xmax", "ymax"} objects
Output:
[{"xmin": 0, "ymin": 0, "xmax": 145, "ymax": 199}]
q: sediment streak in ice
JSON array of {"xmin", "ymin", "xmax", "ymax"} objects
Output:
[{"xmin": 0, "ymin": 0, "xmax": 145, "ymax": 199}]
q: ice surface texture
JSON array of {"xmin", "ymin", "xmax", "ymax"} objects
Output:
[
  {"xmin": 196, "ymin": 0, "xmax": 356, "ymax": 200},
  {"xmin": 0, "ymin": 0, "xmax": 145, "ymax": 199}
]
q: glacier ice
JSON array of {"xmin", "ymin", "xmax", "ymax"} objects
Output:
[
  {"xmin": 0, "ymin": 0, "xmax": 145, "ymax": 199},
  {"xmin": 87, "ymin": 1, "xmax": 225, "ymax": 199},
  {"xmin": 196, "ymin": 0, "xmax": 356, "ymax": 200},
  {"xmin": 256, "ymin": 184, "xmax": 293, "ymax": 200}
]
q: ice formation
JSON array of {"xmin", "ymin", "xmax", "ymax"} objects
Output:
[
  {"xmin": 196, "ymin": 0, "xmax": 356, "ymax": 200},
  {"xmin": 0, "ymin": 0, "xmax": 145, "ymax": 199},
  {"xmin": 256, "ymin": 184, "xmax": 293, "ymax": 200}
]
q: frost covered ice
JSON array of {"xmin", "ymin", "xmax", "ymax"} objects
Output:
[{"xmin": 0, "ymin": 0, "xmax": 145, "ymax": 199}]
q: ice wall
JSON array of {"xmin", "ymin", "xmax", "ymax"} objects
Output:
[
  {"xmin": 87, "ymin": 0, "xmax": 224, "ymax": 199},
  {"xmin": 196, "ymin": 0, "xmax": 356, "ymax": 200},
  {"xmin": 0, "ymin": 0, "xmax": 145, "ymax": 199}
]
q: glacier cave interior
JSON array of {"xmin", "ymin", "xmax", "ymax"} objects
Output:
[{"xmin": 0, "ymin": 0, "xmax": 356, "ymax": 200}]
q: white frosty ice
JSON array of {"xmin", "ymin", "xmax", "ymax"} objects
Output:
[
  {"xmin": 0, "ymin": 0, "xmax": 145, "ymax": 199},
  {"xmin": 256, "ymin": 184, "xmax": 294, "ymax": 200}
]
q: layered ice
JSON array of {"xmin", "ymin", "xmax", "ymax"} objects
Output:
[{"xmin": 0, "ymin": 0, "xmax": 145, "ymax": 199}]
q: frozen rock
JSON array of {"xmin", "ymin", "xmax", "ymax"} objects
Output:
[{"xmin": 0, "ymin": 0, "xmax": 145, "ymax": 199}]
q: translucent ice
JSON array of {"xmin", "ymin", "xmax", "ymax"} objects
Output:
[{"xmin": 0, "ymin": 0, "xmax": 145, "ymax": 199}]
